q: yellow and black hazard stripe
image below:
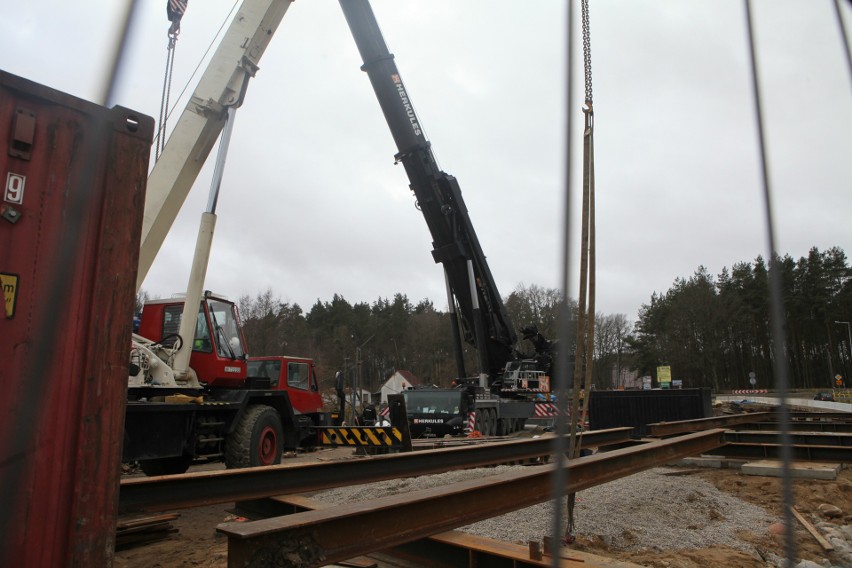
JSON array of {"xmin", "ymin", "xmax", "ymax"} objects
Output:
[{"xmin": 317, "ymin": 426, "xmax": 405, "ymax": 448}]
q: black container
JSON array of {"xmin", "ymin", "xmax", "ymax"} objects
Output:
[{"xmin": 589, "ymin": 388, "xmax": 712, "ymax": 437}]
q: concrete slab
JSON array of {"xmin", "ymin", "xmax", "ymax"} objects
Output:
[
  {"xmin": 741, "ymin": 460, "xmax": 841, "ymax": 480},
  {"xmin": 668, "ymin": 456, "xmax": 747, "ymax": 469},
  {"xmin": 714, "ymin": 394, "xmax": 852, "ymax": 413}
]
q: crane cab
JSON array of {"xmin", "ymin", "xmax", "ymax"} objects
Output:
[{"xmin": 137, "ymin": 291, "xmax": 248, "ymax": 387}]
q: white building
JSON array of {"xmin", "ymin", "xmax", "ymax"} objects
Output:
[{"xmin": 372, "ymin": 370, "xmax": 420, "ymax": 405}]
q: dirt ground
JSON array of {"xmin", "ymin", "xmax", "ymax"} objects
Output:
[
  {"xmin": 113, "ymin": 450, "xmax": 851, "ymax": 568},
  {"xmin": 571, "ymin": 465, "xmax": 852, "ymax": 568}
]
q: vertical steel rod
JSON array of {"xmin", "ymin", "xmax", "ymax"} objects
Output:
[
  {"xmin": 744, "ymin": 2, "xmax": 796, "ymax": 565},
  {"xmin": 552, "ymin": 0, "xmax": 576, "ymax": 564}
]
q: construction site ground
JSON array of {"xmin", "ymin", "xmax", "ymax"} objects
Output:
[
  {"xmin": 115, "ymin": 449, "xmax": 851, "ymax": 568},
  {"xmin": 115, "ymin": 401, "xmax": 851, "ymax": 568}
]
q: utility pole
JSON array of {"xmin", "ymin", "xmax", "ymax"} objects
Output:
[
  {"xmin": 355, "ymin": 334, "xmax": 375, "ymax": 418},
  {"xmin": 344, "ymin": 356, "xmax": 351, "ymax": 424},
  {"xmin": 835, "ymin": 321, "xmax": 851, "ymax": 385}
]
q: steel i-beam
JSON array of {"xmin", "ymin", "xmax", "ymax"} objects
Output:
[
  {"xmin": 219, "ymin": 429, "xmax": 726, "ymax": 567},
  {"xmin": 648, "ymin": 411, "xmax": 776, "ymax": 436},
  {"xmin": 119, "ymin": 428, "xmax": 633, "ymax": 513}
]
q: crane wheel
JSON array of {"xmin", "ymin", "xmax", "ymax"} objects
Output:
[
  {"xmin": 225, "ymin": 405, "xmax": 283, "ymax": 468},
  {"xmin": 484, "ymin": 409, "xmax": 496, "ymax": 437}
]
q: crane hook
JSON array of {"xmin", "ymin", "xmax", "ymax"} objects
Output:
[{"xmin": 167, "ymin": 0, "xmax": 188, "ymax": 37}]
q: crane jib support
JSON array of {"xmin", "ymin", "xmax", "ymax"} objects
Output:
[{"xmin": 138, "ymin": 0, "xmax": 294, "ymax": 289}]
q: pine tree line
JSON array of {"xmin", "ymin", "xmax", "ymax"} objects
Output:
[
  {"xmin": 137, "ymin": 246, "xmax": 850, "ymax": 393},
  {"xmin": 630, "ymin": 246, "xmax": 851, "ymax": 391}
]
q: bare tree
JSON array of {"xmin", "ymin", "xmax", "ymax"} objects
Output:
[{"xmin": 594, "ymin": 313, "xmax": 632, "ymax": 388}]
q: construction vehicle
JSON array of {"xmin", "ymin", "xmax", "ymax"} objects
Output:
[
  {"xmin": 126, "ymin": 0, "xmax": 560, "ymax": 470},
  {"xmin": 127, "ymin": 290, "xmax": 329, "ymax": 475},
  {"xmin": 122, "ymin": 0, "xmax": 339, "ymax": 476},
  {"xmin": 338, "ymin": 0, "xmax": 558, "ymax": 437},
  {"xmin": 247, "ymin": 355, "xmax": 328, "ymax": 428}
]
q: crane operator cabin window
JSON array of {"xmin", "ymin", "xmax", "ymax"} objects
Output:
[
  {"xmin": 208, "ymin": 299, "xmax": 245, "ymax": 358},
  {"xmin": 288, "ymin": 362, "xmax": 309, "ymax": 390}
]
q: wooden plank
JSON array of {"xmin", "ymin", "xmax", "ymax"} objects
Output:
[
  {"xmin": 115, "ymin": 513, "xmax": 181, "ymax": 551},
  {"xmin": 792, "ymin": 507, "xmax": 834, "ymax": 551},
  {"xmin": 116, "ymin": 513, "xmax": 181, "ymax": 531},
  {"xmin": 115, "ymin": 521, "xmax": 175, "ymax": 536}
]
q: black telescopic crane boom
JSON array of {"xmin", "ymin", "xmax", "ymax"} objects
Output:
[{"xmin": 339, "ymin": 0, "xmax": 516, "ymax": 382}]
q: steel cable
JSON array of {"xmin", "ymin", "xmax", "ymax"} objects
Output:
[
  {"xmin": 156, "ymin": 34, "xmax": 178, "ymax": 159},
  {"xmin": 550, "ymin": 0, "xmax": 576, "ymax": 563},
  {"xmin": 744, "ymin": 2, "xmax": 796, "ymax": 566},
  {"xmin": 834, "ymin": 0, "xmax": 852, "ymax": 90}
]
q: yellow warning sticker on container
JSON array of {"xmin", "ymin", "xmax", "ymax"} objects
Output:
[{"xmin": 1, "ymin": 273, "xmax": 19, "ymax": 318}]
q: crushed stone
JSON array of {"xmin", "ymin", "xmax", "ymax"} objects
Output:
[{"xmin": 312, "ymin": 465, "xmax": 777, "ymax": 553}]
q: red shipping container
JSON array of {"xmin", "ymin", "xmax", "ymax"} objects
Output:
[{"xmin": 0, "ymin": 71, "xmax": 153, "ymax": 566}]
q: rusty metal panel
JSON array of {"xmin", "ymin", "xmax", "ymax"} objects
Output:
[{"xmin": 0, "ymin": 70, "xmax": 153, "ymax": 566}]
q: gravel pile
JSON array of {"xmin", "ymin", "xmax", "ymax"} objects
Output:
[{"xmin": 312, "ymin": 465, "xmax": 777, "ymax": 553}]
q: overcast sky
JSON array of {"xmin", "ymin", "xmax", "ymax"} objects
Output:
[{"xmin": 3, "ymin": 1, "xmax": 850, "ymax": 322}]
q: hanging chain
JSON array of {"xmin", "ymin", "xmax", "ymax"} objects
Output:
[
  {"xmin": 568, "ymin": 0, "xmax": 596, "ymax": 540},
  {"xmin": 581, "ymin": 0, "xmax": 593, "ymax": 105},
  {"xmin": 156, "ymin": 0, "xmax": 188, "ymax": 160},
  {"xmin": 156, "ymin": 34, "xmax": 178, "ymax": 160}
]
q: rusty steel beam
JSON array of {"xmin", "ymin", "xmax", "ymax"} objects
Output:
[
  {"xmin": 378, "ymin": 531, "xmax": 643, "ymax": 568},
  {"xmin": 712, "ymin": 443, "xmax": 852, "ymax": 463},
  {"xmin": 219, "ymin": 429, "xmax": 726, "ymax": 567},
  {"xmin": 649, "ymin": 411, "xmax": 852, "ymax": 438},
  {"xmin": 724, "ymin": 430, "xmax": 852, "ymax": 447},
  {"xmin": 789, "ymin": 411, "xmax": 852, "ymax": 421},
  {"xmin": 647, "ymin": 412, "xmax": 776, "ymax": 437},
  {"xmin": 236, "ymin": 496, "xmax": 640, "ymax": 568},
  {"xmin": 119, "ymin": 428, "xmax": 632, "ymax": 513},
  {"xmin": 732, "ymin": 421, "xmax": 852, "ymax": 433}
]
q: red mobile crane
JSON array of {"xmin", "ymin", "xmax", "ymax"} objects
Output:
[{"xmin": 124, "ymin": 0, "xmax": 333, "ymax": 475}]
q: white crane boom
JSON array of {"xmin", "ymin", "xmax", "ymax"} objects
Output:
[{"xmin": 136, "ymin": 0, "xmax": 294, "ymax": 290}]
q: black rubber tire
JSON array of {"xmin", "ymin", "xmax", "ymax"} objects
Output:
[
  {"xmin": 484, "ymin": 409, "xmax": 496, "ymax": 437},
  {"xmin": 138, "ymin": 454, "xmax": 192, "ymax": 476},
  {"xmin": 225, "ymin": 405, "xmax": 283, "ymax": 469}
]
